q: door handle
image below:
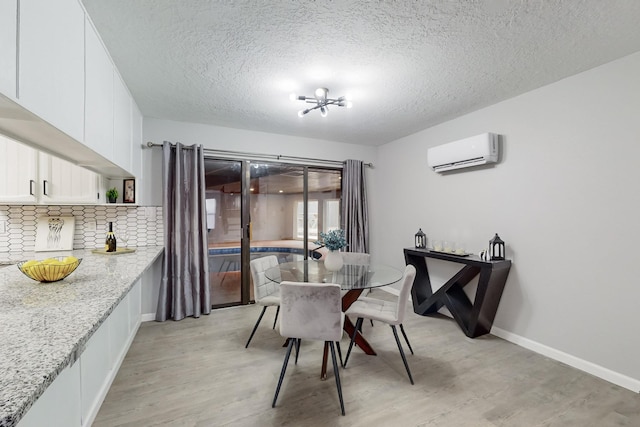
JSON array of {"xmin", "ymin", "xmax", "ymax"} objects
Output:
[
  {"xmin": 29, "ymin": 180, "xmax": 35, "ymax": 196},
  {"xmin": 43, "ymin": 180, "xmax": 49, "ymax": 196}
]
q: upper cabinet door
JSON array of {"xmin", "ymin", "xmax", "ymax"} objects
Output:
[
  {"xmin": 130, "ymin": 101, "xmax": 143, "ymax": 179},
  {"xmin": 85, "ymin": 17, "xmax": 114, "ymax": 160},
  {"xmin": 0, "ymin": 134, "xmax": 38, "ymax": 203},
  {"xmin": 19, "ymin": 0, "xmax": 85, "ymax": 143},
  {"xmin": 113, "ymin": 73, "xmax": 132, "ymax": 174},
  {"xmin": 0, "ymin": 0, "xmax": 17, "ymax": 99},
  {"xmin": 39, "ymin": 152, "xmax": 99, "ymax": 204}
]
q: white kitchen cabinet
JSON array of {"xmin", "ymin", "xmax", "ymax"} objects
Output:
[
  {"xmin": 113, "ymin": 74, "xmax": 133, "ymax": 174},
  {"xmin": 19, "ymin": 0, "xmax": 85, "ymax": 143},
  {"xmin": 0, "ymin": 134, "xmax": 101, "ymax": 204},
  {"xmin": 84, "ymin": 17, "xmax": 114, "ymax": 161},
  {"xmin": 17, "ymin": 360, "xmax": 82, "ymax": 427},
  {"xmin": 128, "ymin": 279, "xmax": 142, "ymax": 333},
  {"xmin": 130, "ymin": 101, "xmax": 143, "ymax": 181},
  {"xmin": 0, "ymin": 134, "xmax": 38, "ymax": 203},
  {"xmin": 39, "ymin": 152, "xmax": 100, "ymax": 204},
  {"xmin": 109, "ymin": 291, "xmax": 130, "ymax": 366},
  {"xmin": 0, "ymin": 0, "xmax": 17, "ymax": 99},
  {"xmin": 20, "ymin": 281, "xmax": 144, "ymax": 427},
  {"xmin": 79, "ymin": 317, "xmax": 111, "ymax": 426}
]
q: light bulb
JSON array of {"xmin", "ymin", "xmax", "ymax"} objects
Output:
[
  {"xmin": 315, "ymin": 87, "xmax": 328, "ymax": 99},
  {"xmin": 289, "ymin": 92, "xmax": 297, "ymax": 102},
  {"xmin": 320, "ymin": 106, "xmax": 328, "ymax": 117},
  {"xmin": 345, "ymin": 101, "xmax": 353, "ymax": 108},
  {"xmin": 298, "ymin": 110, "xmax": 306, "ymax": 117}
]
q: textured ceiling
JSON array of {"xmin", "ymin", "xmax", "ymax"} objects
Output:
[{"xmin": 82, "ymin": 0, "xmax": 640, "ymax": 146}]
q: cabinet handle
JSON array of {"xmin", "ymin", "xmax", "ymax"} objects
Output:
[
  {"xmin": 43, "ymin": 180, "xmax": 49, "ymax": 196},
  {"xmin": 29, "ymin": 180, "xmax": 35, "ymax": 196}
]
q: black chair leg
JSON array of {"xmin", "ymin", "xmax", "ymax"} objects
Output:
[
  {"xmin": 329, "ymin": 341, "xmax": 346, "ymax": 415},
  {"xmin": 245, "ymin": 306, "xmax": 267, "ymax": 348},
  {"xmin": 272, "ymin": 338, "xmax": 295, "ymax": 408},
  {"xmin": 391, "ymin": 325, "xmax": 414, "ymax": 385},
  {"xmin": 335, "ymin": 341, "xmax": 344, "ymax": 367},
  {"xmin": 295, "ymin": 338, "xmax": 301, "ymax": 364},
  {"xmin": 272, "ymin": 306, "xmax": 280, "ymax": 329},
  {"xmin": 399, "ymin": 324, "xmax": 414, "ymax": 355},
  {"xmin": 344, "ymin": 317, "xmax": 363, "ymax": 367}
]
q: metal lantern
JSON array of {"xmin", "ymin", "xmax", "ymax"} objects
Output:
[
  {"xmin": 415, "ymin": 228, "xmax": 427, "ymax": 249},
  {"xmin": 489, "ymin": 233, "xmax": 505, "ymax": 260}
]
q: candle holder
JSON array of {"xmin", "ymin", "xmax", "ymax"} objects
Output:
[
  {"xmin": 489, "ymin": 233, "xmax": 505, "ymax": 260},
  {"xmin": 415, "ymin": 228, "xmax": 426, "ymax": 248}
]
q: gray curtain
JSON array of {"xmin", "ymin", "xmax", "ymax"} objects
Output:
[
  {"xmin": 341, "ymin": 159, "xmax": 369, "ymax": 253},
  {"xmin": 156, "ymin": 141, "xmax": 211, "ymax": 321}
]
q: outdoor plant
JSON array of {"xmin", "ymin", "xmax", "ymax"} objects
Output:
[{"xmin": 315, "ymin": 229, "xmax": 347, "ymax": 251}]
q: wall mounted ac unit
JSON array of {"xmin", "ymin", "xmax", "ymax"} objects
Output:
[{"xmin": 427, "ymin": 133, "xmax": 499, "ymax": 172}]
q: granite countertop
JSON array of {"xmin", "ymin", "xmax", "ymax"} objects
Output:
[{"xmin": 0, "ymin": 246, "xmax": 164, "ymax": 427}]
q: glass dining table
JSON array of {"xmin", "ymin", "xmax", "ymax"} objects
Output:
[{"xmin": 265, "ymin": 260, "xmax": 404, "ymax": 378}]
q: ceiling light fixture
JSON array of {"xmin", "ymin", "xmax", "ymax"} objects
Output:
[{"xmin": 290, "ymin": 87, "xmax": 352, "ymax": 117}]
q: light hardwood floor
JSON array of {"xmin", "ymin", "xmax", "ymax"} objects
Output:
[{"xmin": 94, "ymin": 291, "xmax": 640, "ymax": 426}]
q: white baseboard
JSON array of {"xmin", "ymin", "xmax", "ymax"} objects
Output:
[
  {"xmin": 141, "ymin": 313, "xmax": 156, "ymax": 322},
  {"xmin": 491, "ymin": 326, "xmax": 640, "ymax": 393}
]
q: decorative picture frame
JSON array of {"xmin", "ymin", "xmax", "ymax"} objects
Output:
[
  {"xmin": 123, "ymin": 179, "xmax": 135, "ymax": 204},
  {"xmin": 35, "ymin": 216, "xmax": 76, "ymax": 252}
]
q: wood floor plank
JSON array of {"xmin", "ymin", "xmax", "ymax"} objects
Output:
[{"xmin": 94, "ymin": 294, "xmax": 640, "ymax": 426}]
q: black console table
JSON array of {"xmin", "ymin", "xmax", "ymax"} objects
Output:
[{"xmin": 404, "ymin": 247, "xmax": 511, "ymax": 338}]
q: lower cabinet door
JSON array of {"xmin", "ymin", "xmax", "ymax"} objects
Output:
[
  {"xmin": 80, "ymin": 317, "xmax": 111, "ymax": 426},
  {"xmin": 17, "ymin": 361, "xmax": 81, "ymax": 427}
]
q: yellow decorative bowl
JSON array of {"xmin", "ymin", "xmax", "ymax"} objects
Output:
[{"xmin": 17, "ymin": 257, "xmax": 82, "ymax": 283}]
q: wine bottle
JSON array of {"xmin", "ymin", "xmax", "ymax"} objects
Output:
[{"xmin": 105, "ymin": 221, "xmax": 117, "ymax": 252}]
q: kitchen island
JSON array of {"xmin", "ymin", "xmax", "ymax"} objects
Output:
[{"xmin": 0, "ymin": 246, "xmax": 164, "ymax": 427}]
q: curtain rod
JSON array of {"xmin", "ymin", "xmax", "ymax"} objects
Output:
[{"xmin": 145, "ymin": 141, "xmax": 373, "ymax": 168}]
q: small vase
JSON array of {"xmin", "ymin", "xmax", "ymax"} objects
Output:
[{"xmin": 324, "ymin": 250, "xmax": 343, "ymax": 272}]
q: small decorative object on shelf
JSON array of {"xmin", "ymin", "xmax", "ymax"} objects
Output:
[
  {"xmin": 106, "ymin": 187, "xmax": 118, "ymax": 203},
  {"xmin": 415, "ymin": 228, "xmax": 426, "ymax": 248},
  {"xmin": 123, "ymin": 179, "xmax": 135, "ymax": 203},
  {"xmin": 478, "ymin": 249, "xmax": 491, "ymax": 261},
  {"xmin": 489, "ymin": 233, "xmax": 505, "ymax": 260}
]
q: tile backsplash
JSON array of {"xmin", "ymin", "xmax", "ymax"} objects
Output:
[{"xmin": 0, "ymin": 205, "xmax": 164, "ymax": 253}]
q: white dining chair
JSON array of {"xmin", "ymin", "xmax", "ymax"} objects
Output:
[
  {"xmin": 344, "ymin": 264, "xmax": 417, "ymax": 384},
  {"xmin": 272, "ymin": 281, "xmax": 346, "ymax": 415},
  {"xmin": 341, "ymin": 252, "xmax": 375, "ymax": 329},
  {"xmin": 340, "ymin": 251, "xmax": 371, "ymax": 295},
  {"xmin": 245, "ymin": 255, "xmax": 281, "ymax": 348}
]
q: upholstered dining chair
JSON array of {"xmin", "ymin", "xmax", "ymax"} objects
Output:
[
  {"xmin": 344, "ymin": 264, "xmax": 417, "ymax": 384},
  {"xmin": 245, "ymin": 255, "xmax": 281, "ymax": 348},
  {"xmin": 272, "ymin": 281, "xmax": 346, "ymax": 415},
  {"xmin": 340, "ymin": 251, "xmax": 371, "ymax": 295}
]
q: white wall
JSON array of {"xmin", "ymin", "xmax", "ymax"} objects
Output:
[
  {"xmin": 371, "ymin": 51, "xmax": 640, "ymax": 391},
  {"xmin": 143, "ymin": 118, "xmax": 378, "ymax": 206}
]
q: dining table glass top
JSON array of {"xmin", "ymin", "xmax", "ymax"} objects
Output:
[{"xmin": 264, "ymin": 260, "xmax": 403, "ymax": 291}]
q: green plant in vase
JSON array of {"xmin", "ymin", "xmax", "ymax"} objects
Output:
[
  {"xmin": 315, "ymin": 229, "xmax": 347, "ymax": 271},
  {"xmin": 106, "ymin": 187, "xmax": 118, "ymax": 203},
  {"xmin": 315, "ymin": 229, "xmax": 348, "ymax": 251}
]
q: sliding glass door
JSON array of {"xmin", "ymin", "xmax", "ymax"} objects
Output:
[
  {"xmin": 204, "ymin": 159, "xmax": 244, "ymax": 307},
  {"xmin": 205, "ymin": 158, "xmax": 342, "ymax": 308}
]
